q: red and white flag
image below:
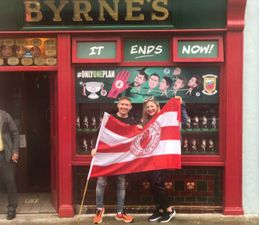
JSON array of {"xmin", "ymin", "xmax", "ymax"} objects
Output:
[{"xmin": 88, "ymin": 98, "xmax": 182, "ymax": 179}]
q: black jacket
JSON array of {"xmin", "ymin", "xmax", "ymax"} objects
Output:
[{"xmin": 0, "ymin": 110, "xmax": 20, "ymax": 162}]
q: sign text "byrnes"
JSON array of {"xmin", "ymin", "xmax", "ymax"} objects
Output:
[{"xmin": 24, "ymin": 0, "xmax": 169, "ymax": 23}]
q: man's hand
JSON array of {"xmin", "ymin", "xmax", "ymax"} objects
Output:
[
  {"xmin": 107, "ymin": 70, "xmax": 130, "ymax": 98},
  {"xmin": 137, "ymin": 124, "xmax": 143, "ymax": 129},
  {"xmin": 91, "ymin": 148, "xmax": 97, "ymax": 157},
  {"xmin": 174, "ymin": 96, "xmax": 182, "ymax": 104},
  {"xmin": 12, "ymin": 152, "xmax": 19, "ymax": 163}
]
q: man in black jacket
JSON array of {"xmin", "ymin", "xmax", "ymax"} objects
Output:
[{"xmin": 0, "ymin": 110, "xmax": 20, "ymax": 220}]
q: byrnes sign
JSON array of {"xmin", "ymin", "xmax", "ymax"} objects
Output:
[{"xmin": 24, "ymin": 0, "xmax": 170, "ymax": 24}]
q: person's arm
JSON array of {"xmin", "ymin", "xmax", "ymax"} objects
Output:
[
  {"xmin": 7, "ymin": 114, "xmax": 20, "ymax": 162},
  {"xmin": 181, "ymin": 102, "xmax": 189, "ymax": 126}
]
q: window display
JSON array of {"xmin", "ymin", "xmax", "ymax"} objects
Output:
[
  {"xmin": 0, "ymin": 38, "xmax": 57, "ymax": 66},
  {"xmin": 75, "ymin": 66, "xmax": 219, "ymax": 156}
]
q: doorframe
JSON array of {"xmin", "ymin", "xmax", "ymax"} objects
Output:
[
  {"xmin": 56, "ymin": 34, "xmax": 74, "ymax": 217},
  {"xmin": 49, "ymin": 72, "xmax": 59, "ymax": 211}
]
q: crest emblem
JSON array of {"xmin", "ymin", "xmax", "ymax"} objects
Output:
[
  {"xmin": 130, "ymin": 121, "xmax": 161, "ymax": 156},
  {"xmin": 202, "ymin": 74, "xmax": 218, "ymax": 95}
]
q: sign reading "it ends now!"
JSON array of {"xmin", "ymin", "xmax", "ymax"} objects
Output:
[{"xmin": 173, "ymin": 37, "xmax": 224, "ymax": 62}]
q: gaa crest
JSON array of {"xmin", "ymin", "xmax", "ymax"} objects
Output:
[
  {"xmin": 130, "ymin": 121, "xmax": 161, "ymax": 156},
  {"xmin": 202, "ymin": 74, "xmax": 218, "ymax": 96}
]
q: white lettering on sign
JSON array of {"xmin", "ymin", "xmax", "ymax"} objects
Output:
[
  {"xmin": 89, "ymin": 46, "xmax": 105, "ymax": 55},
  {"xmin": 182, "ymin": 44, "xmax": 215, "ymax": 55},
  {"xmin": 130, "ymin": 45, "xmax": 163, "ymax": 59},
  {"xmin": 77, "ymin": 70, "xmax": 115, "ymax": 78}
]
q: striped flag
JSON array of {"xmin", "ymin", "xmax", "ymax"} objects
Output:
[{"xmin": 89, "ymin": 98, "xmax": 182, "ymax": 179}]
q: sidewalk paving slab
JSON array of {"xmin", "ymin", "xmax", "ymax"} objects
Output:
[{"xmin": 0, "ymin": 214, "xmax": 259, "ymax": 225}]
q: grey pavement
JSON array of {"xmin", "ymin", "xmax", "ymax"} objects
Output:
[{"xmin": 0, "ymin": 213, "xmax": 259, "ymax": 225}]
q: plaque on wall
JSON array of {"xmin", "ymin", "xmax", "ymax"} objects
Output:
[
  {"xmin": 44, "ymin": 39, "xmax": 56, "ymax": 47},
  {"xmin": 32, "ymin": 39, "xmax": 42, "ymax": 46},
  {"xmin": 1, "ymin": 46, "xmax": 13, "ymax": 58},
  {"xmin": 21, "ymin": 58, "xmax": 33, "ymax": 66},
  {"xmin": 15, "ymin": 39, "xmax": 27, "ymax": 46},
  {"xmin": 34, "ymin": 57, "xmax": 46, "ymax": 65},
  {"xmin": 30, "ymin": 46, "xmax": 41, "ymax": 57},
  {"xmin": 16, "ymin": 46, "xmax": 26, "ymax": 58},
  {"xmin": 46, "ymin": 57, "xmax": 57, "ymax": 66},
  {"xmin": 3, "ymin": 39, "xmax": 14, "ymax": 46},
  {"xmin": 0, "ymin": 38, "xmax": 57, "ymax": 66},
  {"xmin": 45, "ymin": 49, "xmax": 56, "ymax": 57},
  {"xmin": 7, "ymin": 57, "xmax": 19, "ymax": 66}
]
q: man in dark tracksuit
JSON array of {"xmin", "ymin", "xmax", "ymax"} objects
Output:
[{"xmin": 0, "ymin": 110, "xmax": 19, "ymax": 220}]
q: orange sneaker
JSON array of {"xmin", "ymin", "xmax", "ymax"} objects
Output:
[
  {"xmin": 93, "ymin": 208, "xmax": 105, "ymax": 224},
  {"xmin": 115, "ymin": 211, "xmax": 134, "ymax": 223}
]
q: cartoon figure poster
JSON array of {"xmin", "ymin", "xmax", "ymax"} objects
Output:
[{"xmin": 75, "ymin": 67, "xmax": 219, "ymax": 103}]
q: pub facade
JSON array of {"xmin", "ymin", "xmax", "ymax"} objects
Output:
[{"xmin": 0, "ymin": 0, "xmax": 246, "ymax": 217}]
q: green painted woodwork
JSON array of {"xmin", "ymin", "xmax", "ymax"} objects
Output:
[{"xmin": 0, "ymin": 0, "xmax": 227, "ymax": 31}]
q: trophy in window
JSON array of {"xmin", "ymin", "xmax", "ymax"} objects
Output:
[
  {"xmin": 91, "ymin": 116, "xmax": 97, "ymax": 130},
  {"xmin": 191, "ymin": 139, "xmax": 197, "ymax": 151},
  {"xmin": 201, "ymin": 139, "xmax": 206, "ymax": 151},
  {"xmin": 82, "ymin": 116, "xmax": 89, "ymax": 130},
  {"xmin": 211, "ymin": 116, "xmax": 217, "ymax": 130},
  {"xmin": 208, "ymin": 139, "xmax": 215, "ymax": 151},
  {"xmin": 201, "ymin": 116, "xmax": 208, "ymax": 130},
  {"xmin": 76, "ymin": 116, "xmax": 81, "ymax": 130},
  {"xmin": 82, "ymin": 138, "xmax": 88, "ymax": 153},
  {"xmin": 90, "ymin": 138, "xmax": 95, "ymax": 149},
  {"xmin": 84, "ymin": 82, "xmax": 104, "ymax": 99},
  {"xmin": 192, "ymin": 116, "xmax": 199, "ymax": 130},
  {"xmin": 186, "ymin": 116, "xmax": 191, "ymax": 130},
  {"xmin": 99, "ymin": 113, "xmax": 104, "ymax": 127},
  {"xmin": 183, "ymin": 139, "xmax": 189, "ymax": 152}
]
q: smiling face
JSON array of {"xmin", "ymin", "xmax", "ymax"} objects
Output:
[
  {"xmin": 188, "ymin": 77, "xmax": 198, "ymax": 88},
  {"xmin": 148, "ymin": 75, "xmax": 159, "ymax": 89},
  {"xmin": 173, "ymin": 78, "xmax": 184, "ymax": 90},
  {"xmin": 145, "ymin": 101, "xmax": 159, "ymax": 117},
  {"xmin": 159, "ymin": 79, "xmax": 169, "ymax": 91},
  {"xmin": 134, "ymin": 74, "xmax": 146, "ymax": 87},
  {"xmin": 117, "ymin": 98, "xmax": 132, "ymax": 118}
]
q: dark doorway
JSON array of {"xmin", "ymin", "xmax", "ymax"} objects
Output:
[
  {"xmin": 0, "ymin": 72, "xmax": 51, "ymax": 193},
  {"xmin": 25, "ymin": 73, "xmax": 50, "ymax": 192}
]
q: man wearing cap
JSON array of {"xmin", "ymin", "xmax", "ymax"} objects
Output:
[{"xmin": 0, "ymin": 110, "xmax": 20, "ymax": 220}]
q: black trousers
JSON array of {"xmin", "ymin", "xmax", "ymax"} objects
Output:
[
  {"xmin": 0, "ymin": 152, "xmax": 17, "ymax": 211},
  {"xmin": 148, "ymin": 170, "xmax": 171, "ymax": 211}
]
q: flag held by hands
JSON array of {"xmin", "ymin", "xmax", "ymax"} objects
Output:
[{"xmin": 89, "ymin": 98, "xmax": 182, "ymax": 178}]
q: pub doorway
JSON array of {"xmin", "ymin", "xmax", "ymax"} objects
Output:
[
  {"xmin": 0, "ymin": 72, "xmax": 56, "ymax": 213},
  {"xmin": 24, "ymin": 73, "xmax": 51, "ymax": 192}
]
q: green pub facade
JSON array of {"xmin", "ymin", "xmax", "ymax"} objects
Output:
[{"xmin": 0, "ymin": 0, "xmax": 246, "ymax": 217}]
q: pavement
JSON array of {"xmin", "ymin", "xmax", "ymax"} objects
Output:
[{"xmin": 0, "ymin": 213, "xmax": 259, "ymax": 225}]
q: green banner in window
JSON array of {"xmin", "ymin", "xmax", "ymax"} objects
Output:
[
  {"xmin": 124, "ymin": 39, "xmax": 170, "ymax": 62},
  {"xmin": 77, "ymin": 42, "xmax": 116, "ymax": 59},
  {"xmin": 178, "ymin": 41, "xmax": 218, "ymax": 58},
  {"xmin": 75, "ymin": 67, "xmax": 219, "ymax": 104}
]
